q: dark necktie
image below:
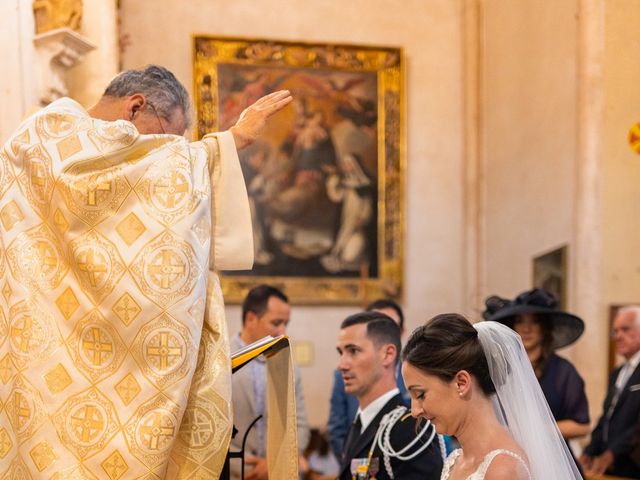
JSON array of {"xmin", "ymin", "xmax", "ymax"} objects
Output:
[{"xmin": 342, "ymin": 414, "xmax": 362, "ymax": 460}]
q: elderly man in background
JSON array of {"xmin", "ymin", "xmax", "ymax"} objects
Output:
[
  {"xmin": 580, "ymin": 306, "xmax": 640, "ymax": 478},
  {"xmin": 0, "ymin": 65, "xmax": 291, "ymax": 478}
]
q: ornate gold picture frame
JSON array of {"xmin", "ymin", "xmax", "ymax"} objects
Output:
[{"xmin": 193, "ymin": 36, "xmax": 403, "ymax": 304}]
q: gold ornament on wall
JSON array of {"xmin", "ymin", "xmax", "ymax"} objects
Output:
[
  {"xmin": 629, "ymin": 122, "xmax": 640, "ymax": 156},
  {"xmin": 33, "ymin": 0, "xmax": 83, "ymax": 34}
]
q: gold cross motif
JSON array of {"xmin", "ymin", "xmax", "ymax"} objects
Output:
[
  {"xmin": 112, "ymin": 293, "xmax": 141, "ymax": 326},
  {"xmin": 44, "ymin": 364, "xmax": 72, "ymax": 394},
  {"xmin": 0, "ymin": 354, "xmax": 12, "ymax": 384},
  {"xmin": 115, "ymin": 212, "xmax": 146, "ymax": 246},
  {"xmin": 146, "ymin": 331, "xmax": 183, "ymax": 370},
  {"xmin": 56, "ymin": 287, "xmax": 80, "ymax": 321},
  {"xmin": 102, "ymin": 124, "xmax": 122, "ymax": 138},
  {"xmin": 85, "ymin": 174, "xmax": 111, "ymax": 206},
  {"xmin": 153, "ymin": 172, "xmax": 189, "ymax": 209},
  {"xmin": 46, "ymin": 114, "xmax": 72, "ymax": 135},
  {"xmin": 115, "ymin": 374, "xmax": 140, "ymax": 406},
  {"xmin": 101, "ymin": 450, "xmax": 128, "ymax": 480},
  {"xmin": 180, "ymin": 409, "xmax": 213, "ymax": 448},
  {"xmin": 1, "ymin": 282, "xmax": 11, "ymax": 303},
  {"xmin": 27, "ymin": 240, "xmax": 57, "ymax": 276},
  {"xmin": 0, "ymin": 428, "xmax": 12, "ymax": 459},
  {"xmin": 139, "ymin": 413, "xmax": 175, "ymax": 450},
  {"xmin": 148, "ymin": 250, "xmax": 185, "ymax": 289},
  {"xmin": 82, "ymin": 327, "xmax": 113, "ymax": 366},
  {"xmin": 77, "ymin": 249, "xmax": 108, "ymax": 287},
  {"xmin": 70, "ymin": 405, "xmax": 104, "ymax": 442},
  {"xmin": 30, "ymin": 441, "xmax": 57, "ymax": 472},
  {"xmin": 11, "ymin": 315, "xmax": 35, "ymax": 353},
  {"xmin": 13, "ymin": 391, "xmax": 31, "ymax": 428},
  {"xmin": 0, "ymin": 200, "xmax": 24, "ymax": 231},
  {"xmin": 30, "ymin": 162, "xmax": 47, "ymax": 188},
  {"xmin": 53, "ymin": 208, "xmax": 69, "ymax": 233}
]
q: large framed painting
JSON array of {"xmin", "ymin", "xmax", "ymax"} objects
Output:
[
  {"xmin": 532, "ymin": 245, "xmax": 568, "ymax": 310},
  {"xmin": 193, "ymin": 36, "xmax": 404, "ymax": 304}
]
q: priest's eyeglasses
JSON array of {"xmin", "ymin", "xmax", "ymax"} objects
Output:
[{"xmin": 146, "ymin": 101, "xmax": 167, "ymax": 135}]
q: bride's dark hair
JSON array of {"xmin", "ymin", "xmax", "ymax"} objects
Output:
[{"xmin": 402, "ymin": 313, "xmax": 496, "ymax": 395}]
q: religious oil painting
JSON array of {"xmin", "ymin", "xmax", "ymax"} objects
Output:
[
  {"xmin": 532, "ymin": 245, "xmax": 568, "ymax": 310},
  {"xmin": 193, "ymin": 36, "xmax": 404, "ymax": 303}
]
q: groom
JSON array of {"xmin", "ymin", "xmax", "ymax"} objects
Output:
[{"xmin": 336, "ymin": 311, "xmax": 442, "ymax": 480}]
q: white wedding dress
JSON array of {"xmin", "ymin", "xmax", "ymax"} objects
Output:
[{"xmin": 440, "ymin": 449, "xmax": 532, "ymax": 480}]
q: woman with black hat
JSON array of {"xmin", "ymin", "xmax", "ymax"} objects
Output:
[{"xmin": 484, "ymin": 289, "xmax": 590, "ymax": 463}]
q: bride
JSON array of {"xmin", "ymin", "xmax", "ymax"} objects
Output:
[{"xmin": 401, "ymin": 313, "xmax": 582, "ymax": 479}]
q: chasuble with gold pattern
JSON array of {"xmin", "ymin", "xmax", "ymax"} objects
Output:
[{"xmin": 0, "ymin": 97, "xmax": 254, "ymax": 479}]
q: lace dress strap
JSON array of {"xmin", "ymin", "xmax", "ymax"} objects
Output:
[
  {"xmin": 474, "ymin": 449, "xmax": 531, "ymax": 479},
  {"xmin": 440, "ymin": 449, "xmax": 462, "ymax": 479}
]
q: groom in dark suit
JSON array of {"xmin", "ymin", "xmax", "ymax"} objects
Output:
[
  {"xmin": 581, "ymin": 306, "xmax": 640, "ymax": 478},
  {"xmin": 336, "ymin": 311, "xmax": 442, "ymax": 480}
]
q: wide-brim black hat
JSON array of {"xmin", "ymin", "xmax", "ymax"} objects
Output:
[{"xmin": 483, "ymin": 288, "xmax": 585, "ymax": 350}]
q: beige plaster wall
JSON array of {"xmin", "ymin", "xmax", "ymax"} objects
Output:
[
  {"xmin": 478, "ymin": 0, "xmax": 606, "ymax": 416},
  {"xmin": 120, "ymin": 0, "xmax": 467, "ymax": 428},
  {"xmin": 66, "ymin": 0, "xmax": 120, "ymax": 107},
  {"xmin": 481, "ymin": 0, "xmax": 578, "ymax": 300},
  {"xmin": 480, "ymin": 0, "xmax": 640, "ymax": 430},
  {"xmin": 598, "ymin": 0, "xmax": 640, "ymax": 399},
  {"xmin": 478, "ymin": 0, "xmax": 606, "ymax": 425},
  {"xmin": 0, "ymin": 0, "xmax": 37, "ymax": 142},
  {"xmin": 601, "ymin": 2, "xmax": 640, "ymax": 307}
]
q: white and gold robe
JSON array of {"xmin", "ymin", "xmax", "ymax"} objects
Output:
[{"xmin": 0, "ymin": 97, "xmax": 253, "ymax": 479}]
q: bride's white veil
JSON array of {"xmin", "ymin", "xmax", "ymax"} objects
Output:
[{"xmin": 474, "ymin": 321, "xmax": 583, "ymax": 479}]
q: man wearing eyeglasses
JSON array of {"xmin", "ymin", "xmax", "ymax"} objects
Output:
[
  {"xmin": 0, "ymin": 65, "xmax": 291, "ymax": 479},
  {"xmin": 580, "ymin": 306, "xmax": 640, "ymax": 478}
]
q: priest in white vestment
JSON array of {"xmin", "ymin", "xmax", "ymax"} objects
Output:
[{"xmin": 0, "ymin": 65, "xmax": 292, "ymax": 479}]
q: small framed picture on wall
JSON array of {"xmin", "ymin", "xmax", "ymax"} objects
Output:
[{"xmin": 532, "ymin": 245, "xmax": 568, "ymax": 310}]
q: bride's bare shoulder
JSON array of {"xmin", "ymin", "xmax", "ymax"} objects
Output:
[{"xmin": 483, "ymin": 452, "xmax": 530, "ymax": 480}]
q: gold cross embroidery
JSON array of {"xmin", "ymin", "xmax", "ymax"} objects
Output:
[
  {"xmin": 70, "ymin": 405, "xmax": 104, "ymax": 443},
  {"xmin": 148, "ymin": 250, "xmax": 185, "ymax": 289},
  {"xmin": 85, "ymin": 175, "xmax": 111, "ymax": 206},
  {"xmin": 115, "ymin": 375, "xmax": 140, "ymax": 404},
  {"xmin": 113, "ymin": 296, "xmax": 139, "ymax": 324},
  {"xmin": 146, "ymin": 332, "xmax": 182, "ymax": 370},
  {"xmin": 82, "ymin": 327, "xmax": 113, "ymax": 365},
  {"xmin": 30, "ymin": 162, "xmax": 47, "ymax": 188},
  {"xmin": 0, "ymin": 428, "xmax": 12, "ymax": 458},
  {"xmin": 77, "ymin": 249, "xmax": 108, "ymax": 287},
  {"xmin": 153, "ymin": 173, "xmax": 189, "ymax": 209},
  {"xmin": 46, "ymin": 114, "xmax": 71, "ymax": 135},
  {"xmin": 28, "ymin": 241, "xmax": 57, "ymax": 275},
  {"xmin": 140, "ymin": 413, "xmax": 175, "ymax": 450},
  {"xmin": 102, "ymin": 452, "xmax": 127, "ymax": 478},
  {"xmin": 181, "ymin": 411, "xmax": 212, "ymax": 447},
  {"xmin": 11, "ymin": 316, "xmax": 34, "ymax": 353},
  {"xmin": 14, "ymin": 391, "xmax": 31, "ymax": 426}
]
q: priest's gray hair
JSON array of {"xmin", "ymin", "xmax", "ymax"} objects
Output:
[{"xmin": 103, "ymin": 65, "xmax": 192, "ymax": 129}]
